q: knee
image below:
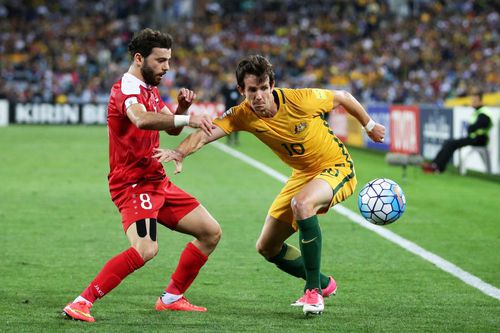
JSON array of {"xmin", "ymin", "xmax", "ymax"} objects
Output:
[
  {"xmin": 255, "ymin": 240, "xmax": 269, "ymax": 259},
  {"xmin": 255, "ymin": 239, "xmax": 280, "ymax": 260},
  {"xmin": 134, "ymin": 242, "xmax": 158, "ymax": 262},
  {"xmin": 199, "ymin": 222, "xmax": 222, "ymax": 251},
  {"xmin": 291, "ymin": 195, "xmax": 315, "ymax": 220},
  {"xmin": 209, "ymin": 224, "xmax": 222, "ymax": 248}
]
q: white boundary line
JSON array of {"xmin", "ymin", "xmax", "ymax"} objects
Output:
[{"xmin": 212, "ymin": 141, "xmax": 500, "ymax": 300}]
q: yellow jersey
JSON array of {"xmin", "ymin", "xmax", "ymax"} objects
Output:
[{"xmin": 213, "ymin": 88, "xmax": 353, "ymax": 172}]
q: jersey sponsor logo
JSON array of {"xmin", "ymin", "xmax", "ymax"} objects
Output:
[{"xmin": 294, "ymin": 121, "xmax": 307, "ymax": 134}]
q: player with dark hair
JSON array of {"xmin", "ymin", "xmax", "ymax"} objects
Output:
[
  {"xmin": 422, "ymin": 91, "xmax": 493, "ymax": 173},
  {"xmin": 155, "ymin": 55, "xmax": 385, "ymax": 315},
  {"xmin": 63, "ymin": 28, "xmax": 221, "ymax": 322}
]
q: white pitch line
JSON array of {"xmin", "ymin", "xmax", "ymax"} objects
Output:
[{"xmin": 211, "ymin": 140, "xmax": 500, "ymax": 300}]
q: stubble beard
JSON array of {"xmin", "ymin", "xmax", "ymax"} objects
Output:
[{"xmin": 141, "ymin": 61, "xmax": 161, "ymax": 86}]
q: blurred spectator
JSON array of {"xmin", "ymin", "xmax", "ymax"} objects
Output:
[
  {"xmin": 422, "ymin": 90, "xmax": 493, "ymax": 174},
  {"xmin": 219, "ymin": 74, "xmax": 242, "ymax": 145},
  {"xmin": 1, "ymin": 0, "xmax": 498, "ymax": 105}
]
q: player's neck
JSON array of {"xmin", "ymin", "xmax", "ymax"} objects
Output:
[
  {"xmin": 128, "ymin": 65, "xmax": 146, "ymax": 85},
  {"xmin": 270, "ymin": 102, "xmax": 278, "ymax": 115}
]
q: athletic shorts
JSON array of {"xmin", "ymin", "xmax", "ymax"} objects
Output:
[
  {"xmin": 268, "ymin": 164, "xmax": 357, "ymax": 230},
  {"xmin": 111, "ymin": 177, "xmax": 200, "ymax": 233}
]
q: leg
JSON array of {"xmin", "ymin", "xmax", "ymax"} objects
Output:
[
  {"xmin": 433, "ymin": 137, "xmax": 474, "ymax": 172},
  {"xmin": 259, "ymin": 175, "xmax": 333, "ymax": 288},
  {"xmin": 256, "ymin": 215, "xmax": 296, "ymax": 260},
  {"xmin": 256, "ymin": 215, "xmax": 335, "ymax": 296},
  {"xmin": 156, "ymin": 180, "xmax": 221, "ymax": 256},
  {"xmin": 174, "ymin": 204, "xmax": 222, "ymax": 256},
  {"xmin": 291, "ymin": 178, "xmax": 333, "ymax": 291},
  {"xmin": 126, "ymin": 218, "xmax": 159, "ymax": 260},
  {"xmin": 288, "ymin": 178, "xmax": 334, "ymax": 314},
  {"xmin": 256, "ymin": 214, "xmax": 333, "ymax": 288},
  {"xmin": 64, "ymin": 219, "xmax": 155, "ymax": 322},
  {"xmin": 163, "ymin": 204, "xmax": 221, "ymax": 295},
  {"xmin": 64, "ymin": 180, "xmax": 167, "ymax": 321},
  {"xmin": 82, "ymin": 219, "xmax": 157, "ymax": 301},
  {"xmin": 156, "ymin": 201, "xmax": 221, "ymax": 311},
  {"xmin": 282, "ymin": 167, "xmax": 355, "ymax": 314}
]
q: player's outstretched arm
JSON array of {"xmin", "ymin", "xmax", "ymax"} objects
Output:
[
  {"xmin": 126, "ymin": 103, "xmax": 215, "ymax": 136},
  {"xmin": 332, "ymin": 89, "xmax": 385, "ymax": 143},
  {"xmin": 153, "ymin": 126, "xmax": 227, "ymax": 174},
  {"xmin": 164, "ymin": 88, "xmax": 201, "ymax": 136}
]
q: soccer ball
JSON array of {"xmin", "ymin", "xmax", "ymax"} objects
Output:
[{"xmin": 358, "ymin": 178, "xmax": 406, "ymax": 225}]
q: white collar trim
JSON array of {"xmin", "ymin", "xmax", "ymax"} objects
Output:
[
  {"xmin": 121, "ymin": 73, "xmax": 152, "ymax": 95},
  {"xmin": 123, "ymin": 73, "xmax": 149, "ymax": 88}
]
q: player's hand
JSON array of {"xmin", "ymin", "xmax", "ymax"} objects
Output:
[
  {"xmin": 153, "ymin": 148, "xmax": 184, "ymax": 174},
  {"xmin": 177, "ymin": 88, "xmax": 196, "ymax": 113},
  {"xmin": 189, "ymin": 114, "xmax": 215, "ymax": 136},
  {"xmin": 367, "ymin": 123, "xmax": 385, "ymax": 143}
]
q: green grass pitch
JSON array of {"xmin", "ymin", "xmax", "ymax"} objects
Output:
[{"xmin": 0, "ymin": 125, "xmax": 499, "ymax": 332}]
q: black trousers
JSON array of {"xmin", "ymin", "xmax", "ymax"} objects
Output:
[{"xmin": 433, "ymin": 137, "xmax": 486, "ymax": 172}]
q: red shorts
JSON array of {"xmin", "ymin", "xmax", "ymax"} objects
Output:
[{"xmin": 111, "ymin": 178, "xmax": 200, "ymax": 232}]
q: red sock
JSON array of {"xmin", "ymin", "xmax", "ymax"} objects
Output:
[
  {"xmin": 166, "ymin": 242, "xmax": 208, "ymax": 295},
  {"xmin": 81, "ymin": 247, "xmax": 145, "ymax": 303}
]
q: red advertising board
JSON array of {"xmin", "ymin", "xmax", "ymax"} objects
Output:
[{"xmin": 389, "ymin": 105, "xmax": 420, "ymax": 154}]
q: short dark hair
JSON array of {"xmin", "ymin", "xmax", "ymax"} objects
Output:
[
  {"xmin": 471, "ymin": 90, "xmax": 483, "ymax": 100},
  {"xmin": 128, "ymin": 28, "xmax": 173, "ymax": 59},
  {"xmin": 236, "ymin": 55, "xmax": 275, "ymax": 88}
]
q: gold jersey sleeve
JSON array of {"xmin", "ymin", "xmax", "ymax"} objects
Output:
[{"xmin": 213, "ymin": 88, "xmax": 352, "ymax": 172}]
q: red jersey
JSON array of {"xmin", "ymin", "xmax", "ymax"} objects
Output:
[{"xmin": 107, "ymin": 73, "xmax": 167, "ymax": 193}]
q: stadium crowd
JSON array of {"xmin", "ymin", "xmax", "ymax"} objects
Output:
[{"xmin": 1, "ymin": 0, "xmax": 498, "ymax": 105}]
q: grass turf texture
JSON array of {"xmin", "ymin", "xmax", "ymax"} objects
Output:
[{"xmin": 0, "ymin": 125, "xmax": 498, "ymax": 332}]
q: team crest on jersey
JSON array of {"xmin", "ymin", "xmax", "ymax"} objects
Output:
[{"xmin": 294, "ymin": 122, "xmax": 307, "ymax": 134}]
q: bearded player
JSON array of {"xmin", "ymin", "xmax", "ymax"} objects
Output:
[{"xmin": 63, "ymin": 28, "xmax": 221, "ymax": 322}]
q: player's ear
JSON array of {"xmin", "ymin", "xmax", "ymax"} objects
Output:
[
  {"xmin": 133, "ymin": 53, "xmax": 144, "ymax": 66},
  {"xmin": 237, "ymin": 85, "xmax": 245, "ymax": 96}
]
